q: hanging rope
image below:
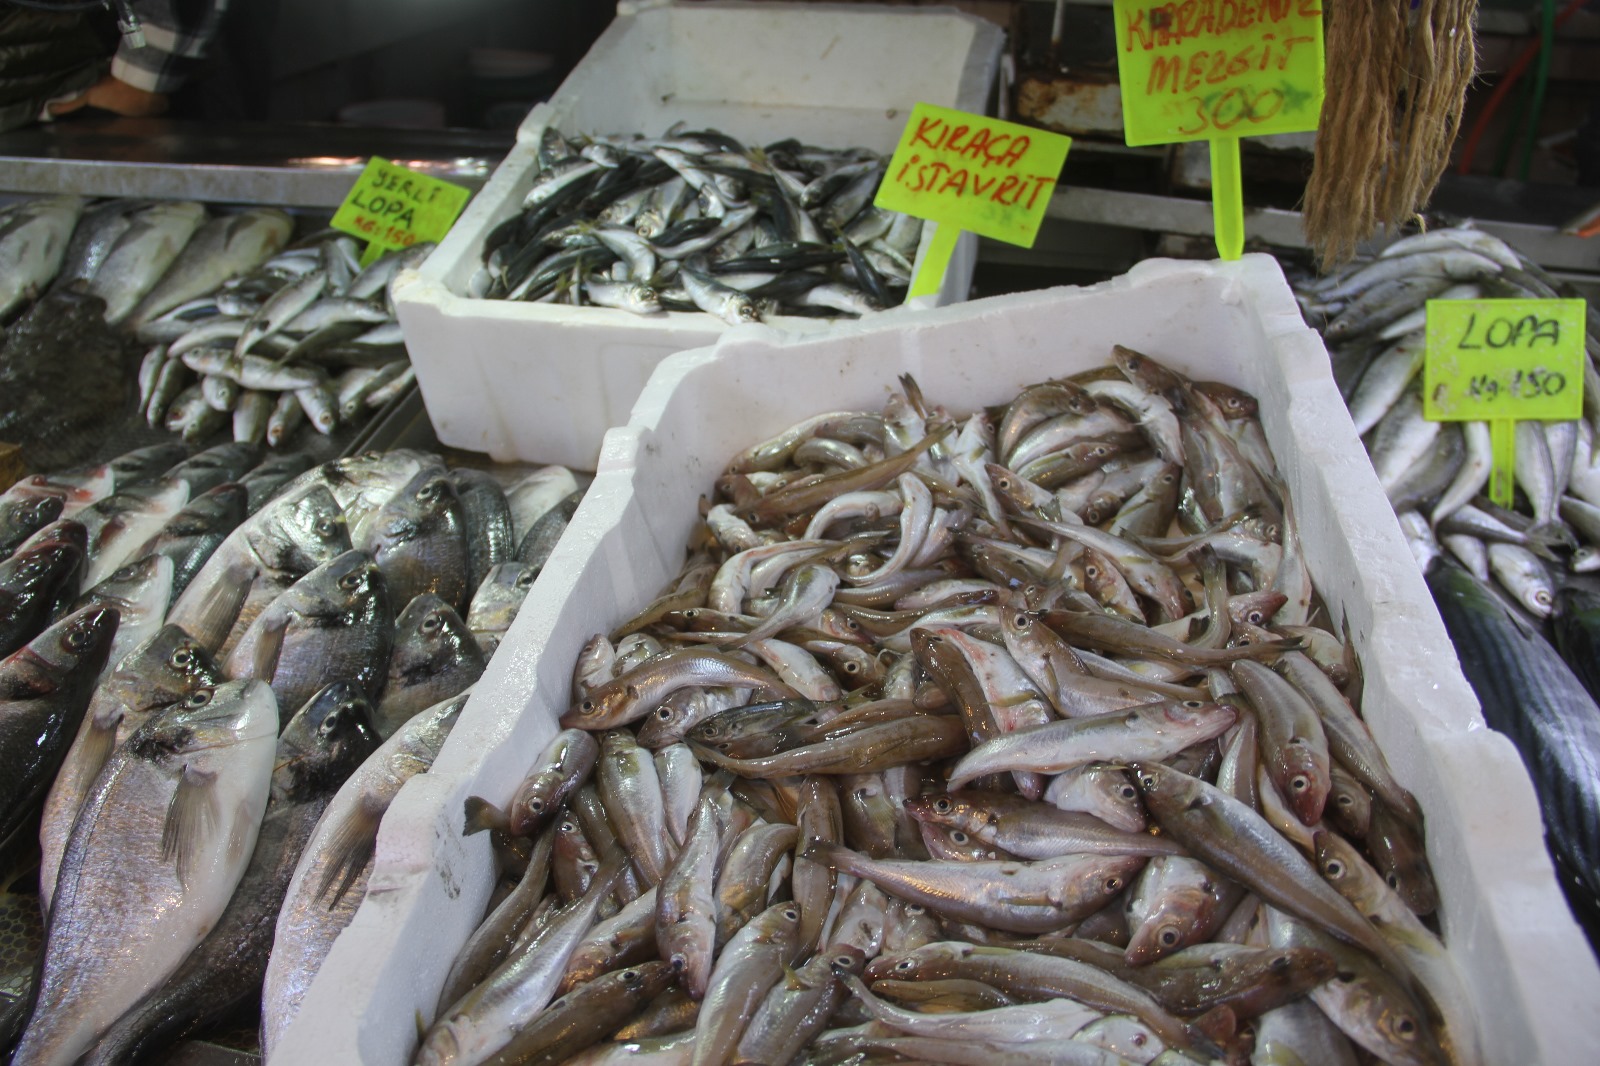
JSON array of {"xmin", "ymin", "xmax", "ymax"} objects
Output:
[{"xmin": 1305, "ymin": 0, "xmax": 1479, "ymax": 267}]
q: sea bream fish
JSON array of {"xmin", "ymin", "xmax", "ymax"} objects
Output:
[{"xmin": 11, "ymin": 679, "xmax": 277, "ymax": 1066}]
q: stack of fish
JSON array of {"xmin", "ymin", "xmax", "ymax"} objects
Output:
[
  {"xmin": 421, "ymin": 353, "xmax": 1476, "ymax": 1066},
  {"xmin": 1292, "ymin": 227, "xmax": 1600, "ymax": 619},
  {"xmin": 472, "ymin": 126, "xmax": 921, "ymax": 322},
  {"xmin": 0, "ymin": 441, "xmax": 584, "ymax": 1063},
  {"xmin": 1294, "ymin": 230, "xmax": 1600, "ymax": 928},
  {"xmin": 0, "ymin": 194, "xmax": 425, "ymax": 450}
]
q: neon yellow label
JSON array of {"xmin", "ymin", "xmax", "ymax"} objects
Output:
[
  {"xmin": 330, "ymin": 157, "xmax": 471, "ymax": 263},
  {"xmin": 1423, "ymin": 299, "xmax": 1587, "ymax": 422},
  {"xmin": 1111, "ymin": 0, "xmax": 1325, "ymax": 146},
  {"xmin": 874, "ymin": 103, "xmax": 1072, "ymax": 247}
]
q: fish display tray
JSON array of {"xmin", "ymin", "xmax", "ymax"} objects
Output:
[
  {"xmin": 273, "ymin": 255, "xmax": 1600, "ymax": 1065},
  {"xmin": 391, "ymin": 0, "xmax": 1004, "ymax": 468}
]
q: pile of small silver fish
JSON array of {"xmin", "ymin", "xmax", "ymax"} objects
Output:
[
  {"xmin": 425, "ymin": 351, "xmax": 1476, "ymax": 1066},
  {"xmin": 472, "ymin": 125, "xmax": 921, "ymax": 322},
  {"xmin": 0, "ymin": 441, "xmax": 586, "ymax": 1063},
  {"xmin": 0, "ymin": 194, "xmax": 425, "ymax": 449},
  {"xmin": 1293, "ymin": 226, "xmax": 1600, "ymax": 620}
]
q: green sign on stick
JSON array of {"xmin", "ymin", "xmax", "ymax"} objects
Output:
[
  {"xmin": 1424, "ymin": 297, "xmax": 1587, "ymax": 507},
  {"xmin": 331, "ymin": 157, "xmax": 471, "ymax": 265}
]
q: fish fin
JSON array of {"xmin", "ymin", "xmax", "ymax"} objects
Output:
[
  {"xmin": 73, "ymin": 716, "xmax": 121, "ymax": 800},
  {"xmin": 315, "ymin": 796, "xmax": 382, "ymax": 908},
  {"xmin": 1191, "ymin": 1005, "xmax": 1238, "ymax": 1057},
  {"xmin": 180, "ymin": 564, "xmax": 254, "ymax": 652},
  {"xmin": 251, "ymin": 612, "xmax": 289, "ymax": 683},
  {"xmin": 162, "ymin": 764, "xmax": 221, "ymax": 890},
  {"xmin": 462, "ymin": 796, "xmax": 508, "ymax": 836}
]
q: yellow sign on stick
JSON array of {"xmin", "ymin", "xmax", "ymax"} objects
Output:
[
  {"xmin": 1424, "ymin": 297, "xmax": 1587, "ymax": 507},
  {"xmin": 1111, "ymin": 0, "xmax": 1325, "ymax": 258},
  {"xmin": 875, "ymin": 103, "xmax": 1073, "ymax": 298},
  {"xmin": 331, "ymin": 157, "xmax": 472, "ymax": 265}
]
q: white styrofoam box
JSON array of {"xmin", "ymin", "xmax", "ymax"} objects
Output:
[
  {"xmin": 276, "ymin": 255, "xmax": 1600, "ymax": 1065},
  {"xmin": 394, "ymin": 1, "xmax": 1004, "ymax": 468}
]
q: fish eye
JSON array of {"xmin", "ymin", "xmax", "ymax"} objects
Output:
[
  {"xmin": 1105, "ymin": 876, "xmax": 1124, "ymax": 892},
  {"xmin": 996, "ymin": 476, "xmax": 1011, "ymax": 490},
  {"xmin": 1290, "ymin": 775, "xmax": 1310, "ymax": 793},
  {"xmin": 559, "ymin": 820, "xmax": 577, "ymax": 832},
  {"xmin": 895, "ymin": 959, "xmax": 915, "ymax": 971},
  {"xmin": 1160, "ymin": 473, "xmax": 1175, "ymax": 484},
  {"xmin": 422, "ymin": 613, "xmax": 443, "ymax": 633},
  {"xmin": 528, "ymin": 798, "xmax": 544, "ymax": 812},
  {"xmin": 1160, "ymin": 928, "xmax": 1179, "ymax": 946},
  {"xmin": 581, "ymin": 700, "xmax": 595, "ymax": 713},
  {"xmin": 932, "ymin": 798, "xmax": 951, "ymax": 813},
  {"xmin": 656, "ymin": 707, "xmax": 673, "ymax": 719},
  {"xmin": 1183, "ymin": 700, "xmax": 1204, "ymax": 708},
  {"xmin": 188, "ymin": 689, "xmax": 213, "ymax": 707},
  {"xmin": 113, "ymin": 563, "xmax": 139, "ymax": 581},
  {"xmin": 1386, "ymin": 873, "xmax": 1401, "ymax": 890},
  {"xmin": 1247, "ymin": 610, "xmax": 1265, "ymax": 624},
  {"xmin": 1537, "ymin": 591, "xmax": 1553, "ymax": 607},
  {"xmin": 64, "ymin": 626, "xmax": 95, "ymax": 651},
  {"xmin": 516, "ymin": 570, "xmax": 535, "ymax": 588},
  {"xmin": 1120, "ymin": 785, "xmax": 1138, "ymax": 800},
  {"xmin": 339, "ymin": 571, "xmax": 363, "ymax": 591},
  {"xmin": 1138, "ymin": 774, "xmax": 1156, "ymax": 790},
  {"xmin": 1084, "ymin": 565, "xmax": 1099, "ymax": 578},
  {"xmin": 171, "ymin": 648, "xmax": 194, "ymax": 667},
  {"xmin": 1336, "ymin": 794, "xmax": 1354, "ymax": 807},
  {"xmin": 1396, "ymin": 1017, "xmax": 1418, "ymax": 1037},
  {"xmin": 418, "ymin": 481, "xmax": 440, "ymax": 502},
  {"xmin": 844, "ymin": 661, "xmax": 860, "ymax": 674},
  {"xmin": 782, "ymin": 908, "xmax": 799, "ymax": 922},
  {"xmin": 315, "ymin": 518, "xmax": 339, "ymax": 538},
  {"xmin": 906, "ymin": 904, "xmax": 925, "ymax": 915},
  {"xmin": 845, "ymin": 618, "xmax": 860, "ymax": 630},
  {"xmin": 1324, "ymin": 859, "xmax": 1345, "ymax": 878},
  {"xmin": 950, "ymin": 830, "xmax": 968, "ymax": 844},
  {"xmin": 622, "ymin": 970, "xmax": 638, "ymax": 982}
]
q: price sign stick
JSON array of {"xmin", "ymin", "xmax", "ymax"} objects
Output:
[
  {"xmin": 1490, "ymin": 419, "xmax": 1517, "ymax": 509},
  {"xmin": 1209, "ymin": 136, "xmax": 1245, "ymax": 261},
  {"xmin": 874, "ymin": 103, "xmax": 1073, "ymax": 303},
  {"xmin": 908, "ymin": 222, "xmax": 960, "ymax": 300},
  {"xmin": 330, "ymin": 157, "xmax": 471, "ymax": 267}
]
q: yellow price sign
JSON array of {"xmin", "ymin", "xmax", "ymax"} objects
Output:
[
  {"xmin": 1111, "ymin": 0, "xmax": 1324, "ymax": 259},
  {"xmin": 1111, "ymin": 0, "xmax": 1325, "ymax": 146},
  {"xmin": 874, "ymin": 103, "xmax": 1072, "ymax": 298},
  {"xmin": 330, "ymin": 157, "xmax": 472, "ymax": 265},
  {"xmin": 1424, "ymin": 297, "xmax": 1587, "ymax": 507}
]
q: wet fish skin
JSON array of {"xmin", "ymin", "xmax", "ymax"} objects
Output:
[
  {"xmin": 15, "ymin": 678, "xmax": 278, "ymax": 1066},
  {"xmin": 0, "ymin": 605, "xmax": 119, "ymax": 871},
  {"xmin": 88, "ymin": 200, "xmax": 207, "ymax": 324},
  {"xmin": 447, "ymin": 468, "xmax": 516, "ymax": 593},
  {"xmin": 36, "ymin": 624, "xmax": 223, "ymax": 913},
  {"xmin": 1132, "ymin": 762, "xmax": 1411, "ymax": 980},
  {"xmin": 261, "ymin": 691, "xmax": 464, "ymax": 1057},
  {"xmin": 690, "ymin": 901, "xmax": 802, "ymax": 1066},
  {"xmin": 132, "ymin": 481, "xmax": 248, "ymax": 604},
  {"xmin": 484, "ymin": 961, "xmax": 674, "ymax": 1066},
  {"xmin": 374, "ymin": 593, "xmax": 485, "ymax": 738},
  {"xmin": 359, "ymin": 468, "xmax": 472, "ymax": 613},
  {"xmin": 0, "ymin": 196, "xmax": 84, "ymax": 319},
  {"xmin": 70, "ymin": 553, "xmax": 173, "ymax": 680},
  {"xmin": 0, "ymin": 537, "xmax": 86, "ymax": 659},
  {"xmin": 0, "ymin": 492, "xmax": 64, "ymax": 560},
  {"xmin": 79, "ymin": 681, "xmax": 379, "ymax": 1066},
  {"xmin": 127, "ymin": 208, "xmax": 294, "ymax": 329},
  {"xmin": 466, "ymin": 561, "xmax": 536, "ymax": 656},
  {"xmin": 226, "ymin": 549, "xmax": 393, "ymax": 718}
]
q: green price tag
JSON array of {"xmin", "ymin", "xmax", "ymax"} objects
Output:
[
  {"xmin": 1424, "ymin": 297, "xmax": 1586, "ymax": 507},
  {"xmin": 330, "ymin": 157, "xmax": 471, "ymax": 265},
  {"xmin": 1110, "ymin": 0, "xmax": 1324, "ymax": 260},
  {"xmin": 1110, "ymin": 0, "xmax": 1325, "ymax": 146},
  {"xmin": 874, "ymin": 103, "xmax": 1072, "ymax": 298},
  {"xmin": 1423, "ymin": 299, "xmax": 1586, "ymax": 422}
]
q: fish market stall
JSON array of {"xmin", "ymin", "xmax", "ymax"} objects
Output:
[
  {"xmin": 393, "ymin": 1, "xmax": 1004, "ymax": 468},
  {"xmin": 272, "ymin": 254, "xmax": 1600, "ymax": 1065}
]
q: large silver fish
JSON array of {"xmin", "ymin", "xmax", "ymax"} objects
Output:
[
  {"xmin": 12, "ymin": 678, "xmax": 277, "ymax": 1066},
  {"xmin": 0, "ymin": 196, "xmax": 84, "ymax": 319}
]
